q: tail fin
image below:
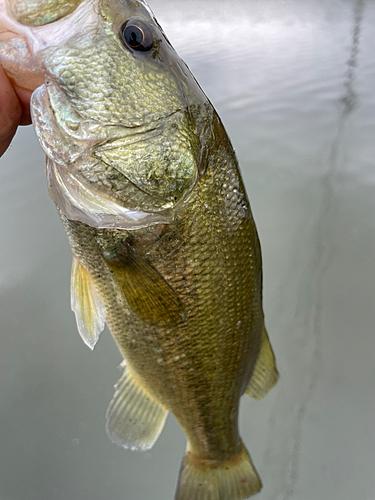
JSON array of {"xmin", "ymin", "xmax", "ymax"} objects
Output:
[{"xmin": 175, "ymin": 442, "xmax": 262, "ymax": 500}]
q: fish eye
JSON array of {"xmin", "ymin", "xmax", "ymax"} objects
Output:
[{"xmin": 120, "ymin": 19, "xmax": 154, "ymax": 52}]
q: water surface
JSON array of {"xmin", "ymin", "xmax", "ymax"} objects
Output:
[{"xmin": 1, "ymin": 1, "xmax": 375, "ymax": 499}]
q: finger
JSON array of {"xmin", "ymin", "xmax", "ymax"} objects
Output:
[
  {"xmin": 14, "ymin": 85, "xmax": 32, "ymax": 125},
  {"xmin": 0, "ymin": 65, "xmax": 22, "ymax": 156}
]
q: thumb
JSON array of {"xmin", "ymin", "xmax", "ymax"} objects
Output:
[{"xmin": 0, "ymin": 65, "xmax": 32, "ymax": 157}]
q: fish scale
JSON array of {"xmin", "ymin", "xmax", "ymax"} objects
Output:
[
  {"xmin": 61, "ymin": 137, "xmax": 260, "ymax": 460},
  {"xmin": 0, "ymin": 0, "xmax": 278, "ymax": 498},
  {"xmin": 75, "ymin": 143, "xmax": 256, "ymax": 451}
]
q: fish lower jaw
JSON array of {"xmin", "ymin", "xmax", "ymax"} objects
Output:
[{"xmin": 47, "ymin": 155, "xmax": 176, "ymax": 229}]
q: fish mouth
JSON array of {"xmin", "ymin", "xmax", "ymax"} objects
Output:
[
  {"xmin": 31, "ymin": 74, "xmax": 185, "ymax": 170},
  {"xmin": 43, "ymin": 75, "xmax": 183, "ymax": 150},
  {"xmin": 31, "ymin": 78, "xmax": 194, "ymax": 230},
  {"xmin": 45, "ymin": 156, "xmax": 177, "ymax": 230}
]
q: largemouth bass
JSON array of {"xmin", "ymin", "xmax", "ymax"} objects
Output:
[{"xmin": 0, "ymin": 1, "xmax": 279, "ymax": 498}]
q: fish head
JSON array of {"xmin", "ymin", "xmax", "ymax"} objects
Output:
[
  {"xmin": 5, "ymin": 0, "xmax": 84, "ymax": 26},
  {"xmin": 1, "ymin": 0, "xmax": 213, "ymax": 228}
]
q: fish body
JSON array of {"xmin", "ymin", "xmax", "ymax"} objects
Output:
[{"xmin": 0, "ymin": 1, "xmax": 278, "ymax": 498}]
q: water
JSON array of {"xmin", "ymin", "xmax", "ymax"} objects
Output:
[{"xmin": 1, "ymin": 1, "xmax": 375, "ymax": 499}]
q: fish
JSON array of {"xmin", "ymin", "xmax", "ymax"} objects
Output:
[{"xmin": 0, "ymin": 1, "xmax": 279, "ymax": 498}]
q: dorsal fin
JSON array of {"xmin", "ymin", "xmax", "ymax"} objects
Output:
[
  {"xmin": 70, "ymin": 255, "xmax": 106, "ymax": 349},
  {"xmin": 245, "ymin": 328, "xmax": 278, "ymax": 400}
]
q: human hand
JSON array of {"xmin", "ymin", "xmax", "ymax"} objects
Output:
[{"xmin": 0, "ymin": 64, "xmax": 32, "ymax": 157}]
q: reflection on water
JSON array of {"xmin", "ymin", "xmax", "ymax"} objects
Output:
[
  {"xmin": 1, "ymin": 1, "xmax": 375, "ymax": 499},
  {"xmin": 260, "ymin": 2, "xmax": 367, "ymax": 499}
]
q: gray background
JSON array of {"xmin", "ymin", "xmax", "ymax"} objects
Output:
[{"xmin": 1, "ymin": 0, "xmax": 375, "ymax": 498}]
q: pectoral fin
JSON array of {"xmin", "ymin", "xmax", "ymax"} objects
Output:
[
  {"xmin": 106, "ymin": 362, "xmax": 168, "ymax": 451},
  {"xmin": 245, "ymin": 328, "xmax": 278, "ymax": 400},
  {"xmin": 70, "ymin": 255, "xmax": 106, "ymax": 349},
  {"xmin": 103, "ymin": 243, "xmax": 184, "ymax": 328}
]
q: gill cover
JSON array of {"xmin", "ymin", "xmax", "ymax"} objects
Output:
[{"xmin": 1, "ymin": 0, "xmax": 204, "ymax": 229}]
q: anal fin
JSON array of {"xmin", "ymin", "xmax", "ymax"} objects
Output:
[
  {"xmin": 245, "ymin": 328, "xmax": 279, "ymax": 400},
  {"xmin": 71, "ymin": 255, "xmax": 106, "ymax": 349},
  {"xmin": 106, "ymin": 362, "xmax": 168, "ymax": 451}
]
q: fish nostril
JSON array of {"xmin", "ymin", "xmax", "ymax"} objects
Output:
[{"xmin": 66, "ymin": 120, "xmax": 80, "ymax": 131}]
